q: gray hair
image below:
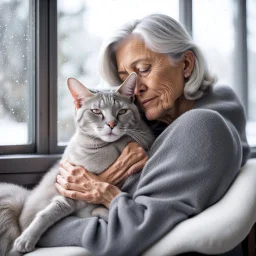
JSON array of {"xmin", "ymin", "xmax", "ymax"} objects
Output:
[{"xmin": 98, "ymin": 14, "xmax": 216, "ymax": 100}]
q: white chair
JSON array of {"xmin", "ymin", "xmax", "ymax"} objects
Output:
[{"xmin": 25, "ymin": 158, "xmax": 256, "ymax": 256}]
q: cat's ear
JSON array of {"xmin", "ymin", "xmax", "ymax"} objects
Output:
[
  {"xmin": 67, "ymin": 78, "xmax": 95, "ymax": 109},
  {"xmin": 116, "ymin": 72, "xmax": 137, "ymax": 100}
]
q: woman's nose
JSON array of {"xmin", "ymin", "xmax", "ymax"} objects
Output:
[
  {"xmin": 134, "ymin": 77, "xmax": 146, "ymax": 96},
  {"xmin": 135, "ymin": 83, "xmax": 146, "ymax": 96}
]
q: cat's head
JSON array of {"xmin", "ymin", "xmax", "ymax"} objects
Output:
[{"xmin": 67, "ymin": 73, "xmax": 141, "ymax": 143}]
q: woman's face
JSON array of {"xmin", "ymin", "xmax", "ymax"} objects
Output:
[{"xmin": 115, "ymin": 37, "xmax": 187, "ymax": 123}]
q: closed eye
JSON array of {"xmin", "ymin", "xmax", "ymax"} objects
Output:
[
  {"xmin": 138, "ymin": 65, "xmax": 151, "ymax": 75},
  {"xmin": 91, "ymin": 109, "xmax": 102, "ymax": 115}
]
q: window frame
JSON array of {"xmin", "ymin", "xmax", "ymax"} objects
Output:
[
  {"xmin": 0, "ymin": 0, "xmax": 255, "ymax": 186},
  {"xmin": 233, "ymin": 0, "xmax": 248, "ymax": 115}
]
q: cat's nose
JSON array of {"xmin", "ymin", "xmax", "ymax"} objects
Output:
[{"xmin": 106, "ymin": 121, "xmax": 116, "ymax": 129}]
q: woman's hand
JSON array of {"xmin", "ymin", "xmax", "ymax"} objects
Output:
[
  {"xmin": 56, "ymin": 160, "xmax": 121, "ymax": 208},
  {"xmin": 99, "ymin": 142, "xmax": 149, "ymax": 186}
]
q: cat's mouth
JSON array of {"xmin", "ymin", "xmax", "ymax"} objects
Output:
[
  {"xmin": 101, "ymin": 132, "xmax": 121, "ymax": 142},
  {"xmin": 100, "ymin": 130, "xmax": 117, "ymax": 137},
  {"xmin": 103, "ymin": 128, "xmax": 118, "ymax": 136},
  {"xmin": 100, "ymin": 127, "xmax": 122, "ymax": 142},
  {"xmin": 107, "ymin": 131, "xmax": 117, "ymax": 136}
]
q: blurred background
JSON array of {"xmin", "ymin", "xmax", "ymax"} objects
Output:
[{"xmin": 0, "ymin": 0, "xmax": 255, "ymax": 147}]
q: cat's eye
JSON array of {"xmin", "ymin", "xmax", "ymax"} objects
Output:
[
  {"xmin": 91, "ymin": 109, "xmax": 102, "ymax": 115},
  {"xmin": 118, "ymin": 109, "xmax": 127, "ymax": 115}
]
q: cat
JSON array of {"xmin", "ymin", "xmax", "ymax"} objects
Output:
[{"xmin": 0, "ymin": 72, "xmax": 155, "ymax": 256}]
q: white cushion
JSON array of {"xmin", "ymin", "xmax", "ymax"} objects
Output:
[{"xmin": 25, "ymin": 159, "xmax": 256, "ymax": 256}]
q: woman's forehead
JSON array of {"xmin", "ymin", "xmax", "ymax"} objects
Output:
[{"xmin": 115, "ymin": 37, "xmax": 158, "ymax": 69}]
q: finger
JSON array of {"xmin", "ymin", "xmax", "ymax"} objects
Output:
[
  {"xmin": 55, "ymin": 183, "xmax": 93, "ymax": 201},
  {"xmin": 115, "ymin": 151, "xmax": 147, "ymax": 179},
  {"xmin": 59, "ymin": 167, "xmax": 77, "ymax": 183},
  {"xmin": 60, "ymin": 157, "xmax": 69, "ymax": 165},
  {"xmin": 124, "ymin": 147, "xmax": 147, "ymax": 166},
  {"xmin": 57, "ymin": 175, "xmax": 77, "ymax": 190},
  {"xmin": 60, "ymin": 161, "xmax": 76, "ymax": 173},
  {"xmin": 126, "ymin": 159, "xmax": 147, "ymax": 177},
  {"xmin": 58, "ymin": 167, "xmax": 73, "ymax": 181},
  {"xmin": 57, "ymin": 175, "xmax": 87, "ymax": 192},
  {"xmin": 110, "ymin": 165, "xmax": 140, "ymax": 186}
]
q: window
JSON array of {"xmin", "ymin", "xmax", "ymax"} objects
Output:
[
  {"xmin": 193, "ymin": 0, "xmax": 235, "ymax": 87},
  {"xmin": 0, "ymin": 0, "xmax": 34, "ymax": 148}
]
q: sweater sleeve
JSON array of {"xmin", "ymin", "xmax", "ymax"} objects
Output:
[{"xmin": 38, "ymin": 109, "xmax": 243, "ymax": 256}]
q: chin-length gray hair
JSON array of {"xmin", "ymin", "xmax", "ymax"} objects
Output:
[{"xmin": 98, "ymin": 14, "xmax": 216, "ymax": 100}]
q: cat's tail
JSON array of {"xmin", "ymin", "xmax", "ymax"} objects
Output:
[{"xmin": 0, "ymin": 183, "xmax": 29, "ymax": 256}]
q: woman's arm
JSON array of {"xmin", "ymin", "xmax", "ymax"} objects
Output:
[
  {"xmin": 38, "ymin": 109, "xmax": 243, "ymax": 256},
  {"xmin": 98, "ymin": 142, "xmax": 149, "ymax": 185}
]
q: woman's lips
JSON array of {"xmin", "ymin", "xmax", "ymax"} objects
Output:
[{"xmin": 142, "ymin": 97, "xmax": 156, "ymax": 106}]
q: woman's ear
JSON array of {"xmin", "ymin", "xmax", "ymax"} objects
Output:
[
  {"xmin": 67, "ymin": 78, "xmax": 95, "ymax": 109},
  {"xmin": 182, "ymin": 50, "xmax": 195, "ymax": 79}
]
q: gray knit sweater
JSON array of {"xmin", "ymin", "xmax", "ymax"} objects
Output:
[{"xmin": 38, "ymin": 85, "xmax": 251, "ymax": 256}]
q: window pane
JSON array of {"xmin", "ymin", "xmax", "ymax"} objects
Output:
[
  {"xmin": 247, "ymin": 0, "xmax": 256, "ymax": 147},
  {"xmin": 57, "ymin": 0, "xmax": 179, "ymax": 144},
  {"xmin": 0, "ymin": 0, "xmax": 34, "ymax": 145},
  {"xmin": 193, "ymin": 1, "xmax": 255, "ymax": 147},
  {"xmin": 193, "ymin": 0, "xmax": 235, "ymax": 87}
]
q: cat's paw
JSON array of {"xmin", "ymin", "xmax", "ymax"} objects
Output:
[
  {"xmin": 92, "ymin": 206, "xmax": 109, "ymax": 218},
  {"xmin": 7, "ymin": 247, "xmax": 23, "ymax": 256},
  {"xmin": 14, "ymin": 232, "xmax": 37, "ymax": 253}
]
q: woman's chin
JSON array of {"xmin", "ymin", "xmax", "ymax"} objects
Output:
[{"xmin": 145, "ymin": 109, "xmax": 159, "ymax": 121}]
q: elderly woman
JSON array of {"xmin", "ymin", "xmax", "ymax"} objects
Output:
[{"xmin": 38, "ymin": 14, "xmax": 250, "ymax": 255}]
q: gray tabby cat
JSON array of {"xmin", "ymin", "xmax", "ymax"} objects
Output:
[{"xmin": 0, "ymin": 72, "xmax": 154, "ymax": 256}]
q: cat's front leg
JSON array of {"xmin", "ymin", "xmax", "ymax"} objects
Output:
[
  {"xmin": 14, "ymin": 195, "xmax": 86, "ymax": 253},
  {"xmin": 7, "ymin": 247, "xmax": 23, "ymax": 256}
]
